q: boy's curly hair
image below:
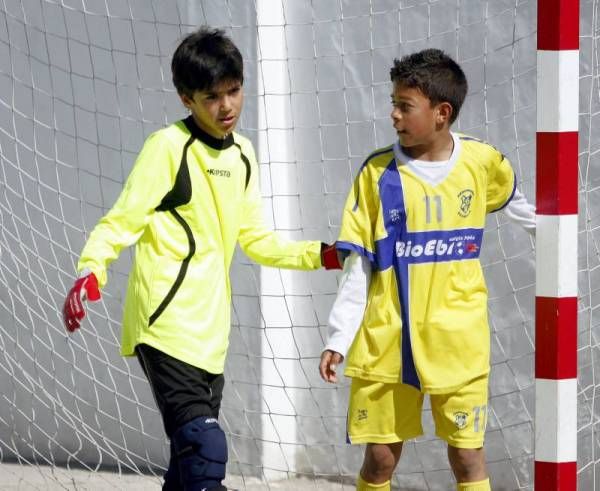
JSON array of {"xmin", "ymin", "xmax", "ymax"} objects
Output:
[{"xmin": 390, "ymin": 49, "xmax": 467, "ymax": 124}]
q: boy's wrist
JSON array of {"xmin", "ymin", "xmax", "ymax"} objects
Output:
[
  {"xmin": 321, "ymin": 242, "xmax": 343, "ymax": 270},
  {"xmin": 323, "ymin": 337, "xmax": 349, "ymax": 358}
]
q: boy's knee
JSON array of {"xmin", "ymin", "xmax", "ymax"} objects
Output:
[
  {"xmin": 172, "ymin": 416, "xmax": 228, "ymax": 490},
  {"xmin": 447, "ymin": 446, "xmax": 486, "ymax": 481},
  {"xmin": 361, "ymin": 443, "xmax": 401, "ymax": 483}
]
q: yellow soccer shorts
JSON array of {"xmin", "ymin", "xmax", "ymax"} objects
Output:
[{"xmin": 347, "ymin": 374, "xmax": 489, "ymax": 449}]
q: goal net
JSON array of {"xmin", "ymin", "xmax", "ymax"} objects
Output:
[{"xmin": 0, "ymin": 0, "xmax": 597, "ymax": 489}]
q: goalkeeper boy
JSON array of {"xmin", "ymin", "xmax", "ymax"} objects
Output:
[
  {"xmin": 62, "ymin": 27, "xmax": 338, "ymax": 491},
  {"xmin": 319, "ymin": 49, "xmax": 535, "ymax": 491}
]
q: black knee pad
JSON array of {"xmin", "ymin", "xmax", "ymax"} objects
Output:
[{"xmin": 172, "ymin": 416, "xmax": 228, "ymax": 490}]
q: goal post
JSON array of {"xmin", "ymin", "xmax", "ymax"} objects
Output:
[
  {"xmin": 534, "ymin": 0, "xmax": 580, "ymax": 489},
  {"xmin": 0, "ymin": 1, "xmax": 599, "ymax": 490}
]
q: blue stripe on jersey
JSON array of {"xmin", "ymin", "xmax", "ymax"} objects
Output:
[
  {"xmin": 346, "ymin": 408, "xmax": 351, "ymax": 444},
  {"xmin": 376, "ymin": 159, "xmax": 421, "ymax": 389}
]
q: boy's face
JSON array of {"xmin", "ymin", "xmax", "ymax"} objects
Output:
[
  {"xmin": 180, "ymin": 79, "xmax": 243, "ymax": 139},
  {"xmin": 390, "ymin": 83, "xmax": 452, "ymax": 151}
]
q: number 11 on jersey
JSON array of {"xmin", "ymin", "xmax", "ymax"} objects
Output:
[{"xmin": 424, "ymin": 195, "xmax": 442, "ymax": 223}]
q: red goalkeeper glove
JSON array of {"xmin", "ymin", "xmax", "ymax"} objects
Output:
[
  {"xmin": 63, "ymin": 271, "xmax": 101, "ymax": 332},
  {"xmin": 321, "ymin": 243, "xmax": 343, "ymax": 270}
]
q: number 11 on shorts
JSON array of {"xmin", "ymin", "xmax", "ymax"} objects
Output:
[{"xmin": 473, "ymin": 404, "xmax": 487, "ymax": 433}]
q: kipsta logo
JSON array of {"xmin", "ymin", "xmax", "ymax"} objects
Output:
[
  {"xmin": 458, "ymin": 189, "xmax": 474, "ymax": 217},
  {"xmin": 207, "ymin": 168, "xmax": 231, "ymax": 177}
]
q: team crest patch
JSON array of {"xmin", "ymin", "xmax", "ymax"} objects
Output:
[
  {"xmin": 357, "ymin": 409, "xmax": 368, "ymax": 421},
  {"xmin": 457, "ymin": 189, "xmax": 474, "ymax": 217},
  {"xmin": 453, "ymin": 411, "xmax": 469, "ymax": 430}
]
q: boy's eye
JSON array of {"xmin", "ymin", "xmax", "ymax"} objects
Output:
[{"xmin": 391, "ymin": 100, "xmax": 410, "ymax": 111}]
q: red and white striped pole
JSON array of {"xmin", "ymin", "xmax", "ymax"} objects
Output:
[{"xmin": 535, "ymin": 0, "xmax": 579, "ymax": 489}]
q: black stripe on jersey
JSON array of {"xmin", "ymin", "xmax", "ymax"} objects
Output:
[
  {"xmin": 149, "ymin": 209, "xmax": 196, "ymax": 326},
  {"xmin": 156, "ymin": 135, "xmax": 193, "ymax": 211},
  {"xmin": 151, "ymin": 133, "xmax": 196, "ymax": 325},
  {"xmin": 233, "ymin": 142, "xmax": 251, "ymax": 190}
]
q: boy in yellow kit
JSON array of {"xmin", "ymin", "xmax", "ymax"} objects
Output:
[
  {"xmin": 62, "ymin": 27, "xmax": 339, "ymax": 491},
  {"xmin": 320, "ymin": 49, "xmax": 535, "ymax": 491}
]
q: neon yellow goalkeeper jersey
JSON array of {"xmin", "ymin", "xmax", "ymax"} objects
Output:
[
  {"xmin": 337, "ymin": 135, "xmax": 515, "ymax": 393},
  {"xmin": 78, "ymin": 117, "xmax": 322, "ymax": 374}
]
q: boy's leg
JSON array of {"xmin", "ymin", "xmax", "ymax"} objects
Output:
[
  {"xmin": 135, "ymin": 346, "xmax": 180, "ymax": 491},
  {"xmin": 136, "ymin": 344, "xmax": 227, "ymax": 491},
  {"xmin": 447, "ymin": 446, "xmax": 488, "ymax": 487},
  {"xmin": 430, "ymin": 373, "xmax": 490, "ymax": 490},
  {"xmin": 347, "ymin": 378, "xmax": 423, "ymax": 490}
]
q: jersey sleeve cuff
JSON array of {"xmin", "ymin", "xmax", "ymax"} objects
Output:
[{"xmin": 324, "ymin": 334, "xmax": 352, "ymax": 358}]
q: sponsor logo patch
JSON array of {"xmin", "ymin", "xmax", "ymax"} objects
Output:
[{"xmin": 393, "ymin": 229, "xmax": 483, "ymax": 264}]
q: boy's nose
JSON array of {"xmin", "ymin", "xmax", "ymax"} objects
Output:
[{"xmin": 220, "ymin": 97, "xmax": 231, "ymax": 111}]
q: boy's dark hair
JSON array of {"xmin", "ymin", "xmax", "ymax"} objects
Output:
[
  {"xmin": 390, "ymin": 49, "xmax": 467, "ymax": 124},
  {"xmin": 172, "ymin": 27, "xmax": 243, "ymax": 98}
]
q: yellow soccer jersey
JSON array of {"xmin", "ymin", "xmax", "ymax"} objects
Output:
[
  {"xmin": 337, "ymin": 134, "xmax": 515, "ymax": 393},
  {"xmin": 78, "ymin": 117, "xmax": 322, "ymax": 374}
]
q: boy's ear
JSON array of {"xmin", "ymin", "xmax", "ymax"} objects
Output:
[
  {"xmin": 179, "ymin": 93, "xmax": 193, "ymax": 109},
  {"xmin": 436, "ymin": 102, "xmax": 453, "ymax": 124}
]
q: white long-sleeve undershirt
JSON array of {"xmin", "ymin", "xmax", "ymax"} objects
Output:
[
  {"xmin": 324, "ymin": 251, "xmax": 371, "ymax": 357},
  {"xmin": 502, "ymin": 187, "xmax": 536, "ymax": 235}
]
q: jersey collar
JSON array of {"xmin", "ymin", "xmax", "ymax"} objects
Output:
[
  {"xmin": 393, "ymin": 133, "xmax": 461, "ymax": 187},
  {"xmin": 183, "ymin": 116, "xmax": 235, "ymax": 150}
]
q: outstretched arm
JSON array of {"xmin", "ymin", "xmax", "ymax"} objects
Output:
[
  {"xmin": 236, "ymin": 153, "xmax": 323, "ymax": 270},
  {"xmin": 319, "ymin": 252, "xmax": 370, "ymax": 383}
]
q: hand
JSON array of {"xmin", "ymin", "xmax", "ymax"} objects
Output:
[
  {"xmin": 63, "ymin": 272, "xmax": 101, "ymax": 332},
  {"xmin": 319, "ymin": 350, "xmax": 344, "ymax": 383},
  {"xmin": 321, "ymin": 243, "xmax": 343, "ymax": 270}
]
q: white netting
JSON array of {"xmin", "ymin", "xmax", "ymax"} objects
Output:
[{"xmin": 0, "ymin": 0, "xmax": 598, "ymax": 489}]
